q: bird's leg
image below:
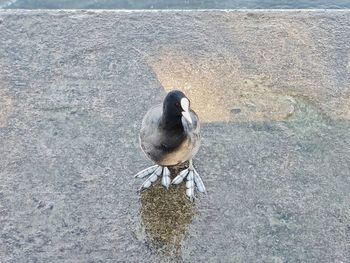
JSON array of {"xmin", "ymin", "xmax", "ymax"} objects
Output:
[
  {"xmin": 135, "ymin": 165, "xmax": 171, "ymax": 190},
  {"xmin": 172, "ymin": 159, "xmax": 206, "ymax": 201},
  {"xmin": 161, "ymin": 166, "xmax": 171, "ymax": 189}
]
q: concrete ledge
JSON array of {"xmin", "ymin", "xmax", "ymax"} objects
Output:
[
  {"xmin": 1, "ymin": 10, "xmax": 350, "ymax": 124},
  {"xmin": 1, "ymin": 10, "xmax": 350, "ymax": 262}
]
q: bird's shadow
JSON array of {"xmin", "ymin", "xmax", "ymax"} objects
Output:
[{"xmin": 139, "ymin": 163, "xmax": 195, "ymax": 258}]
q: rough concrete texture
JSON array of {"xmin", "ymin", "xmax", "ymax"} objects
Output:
[
  {"xmin": 2, "ymin": 0, "xmax": 350, "ymax": 9},
  {"xmin": 0, "ymin": 10, "xmax": 350, "ymax": 262}
]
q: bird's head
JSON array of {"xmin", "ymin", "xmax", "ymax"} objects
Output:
[{"xmin": 163, "ymin": 90, "xmax": 192, "ymax": 124}]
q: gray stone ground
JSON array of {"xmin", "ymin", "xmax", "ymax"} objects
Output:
[
  {"xmin": 2, "ymin": 0, "xmax": 350, "ymax": 9},
  {"xmin": 0, "ymin": 10, "xmax": 350, "ymax": 262}
]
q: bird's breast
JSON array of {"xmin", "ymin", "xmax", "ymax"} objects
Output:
[{"xmin": 157, "ymin": 138, "xmax": 194, "ymax": 166}]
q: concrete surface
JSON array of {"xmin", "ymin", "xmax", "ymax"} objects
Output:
[
  {"xmin": 2, "ymin": 0, "xmax": 350, "ymax": 9},
  {"xmin": 0, "ymin": 10, "xmax": 350, "ymax": 262}
]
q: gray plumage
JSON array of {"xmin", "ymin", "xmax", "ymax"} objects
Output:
[
  {"xmin": 135, "ymin": 90, "xmax": 206, "ymax": 200},
  {"xmin": 139, "ymin": 104, "xmax": 200, "ymax": 166}
]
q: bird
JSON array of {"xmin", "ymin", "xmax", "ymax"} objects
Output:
[{"xmin": 134, "ymin": 90, "xmax": 206, "ymax": 200}]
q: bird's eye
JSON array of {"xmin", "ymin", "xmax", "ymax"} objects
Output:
[{"xmin": 175, "ymin": 102, "xmax": 180, "ymax": 108}]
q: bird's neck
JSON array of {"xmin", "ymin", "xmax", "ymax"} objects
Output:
[{"xmin": 160, "ymin": 112, "xmax": 184, "ymax": 132}]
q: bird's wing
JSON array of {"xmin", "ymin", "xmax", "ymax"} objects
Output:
[{"xmin": 139, "ymin": 104, "xmax": 164, "ymax": 160}]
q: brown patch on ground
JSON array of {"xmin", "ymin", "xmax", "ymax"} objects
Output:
[
  {"xmin": 140, "ymin": 163, "xmax": 194, "ymax": 257},
  {"xmin": 140, "ymin": 184, "xmax": 194, "ymax": 257}
]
